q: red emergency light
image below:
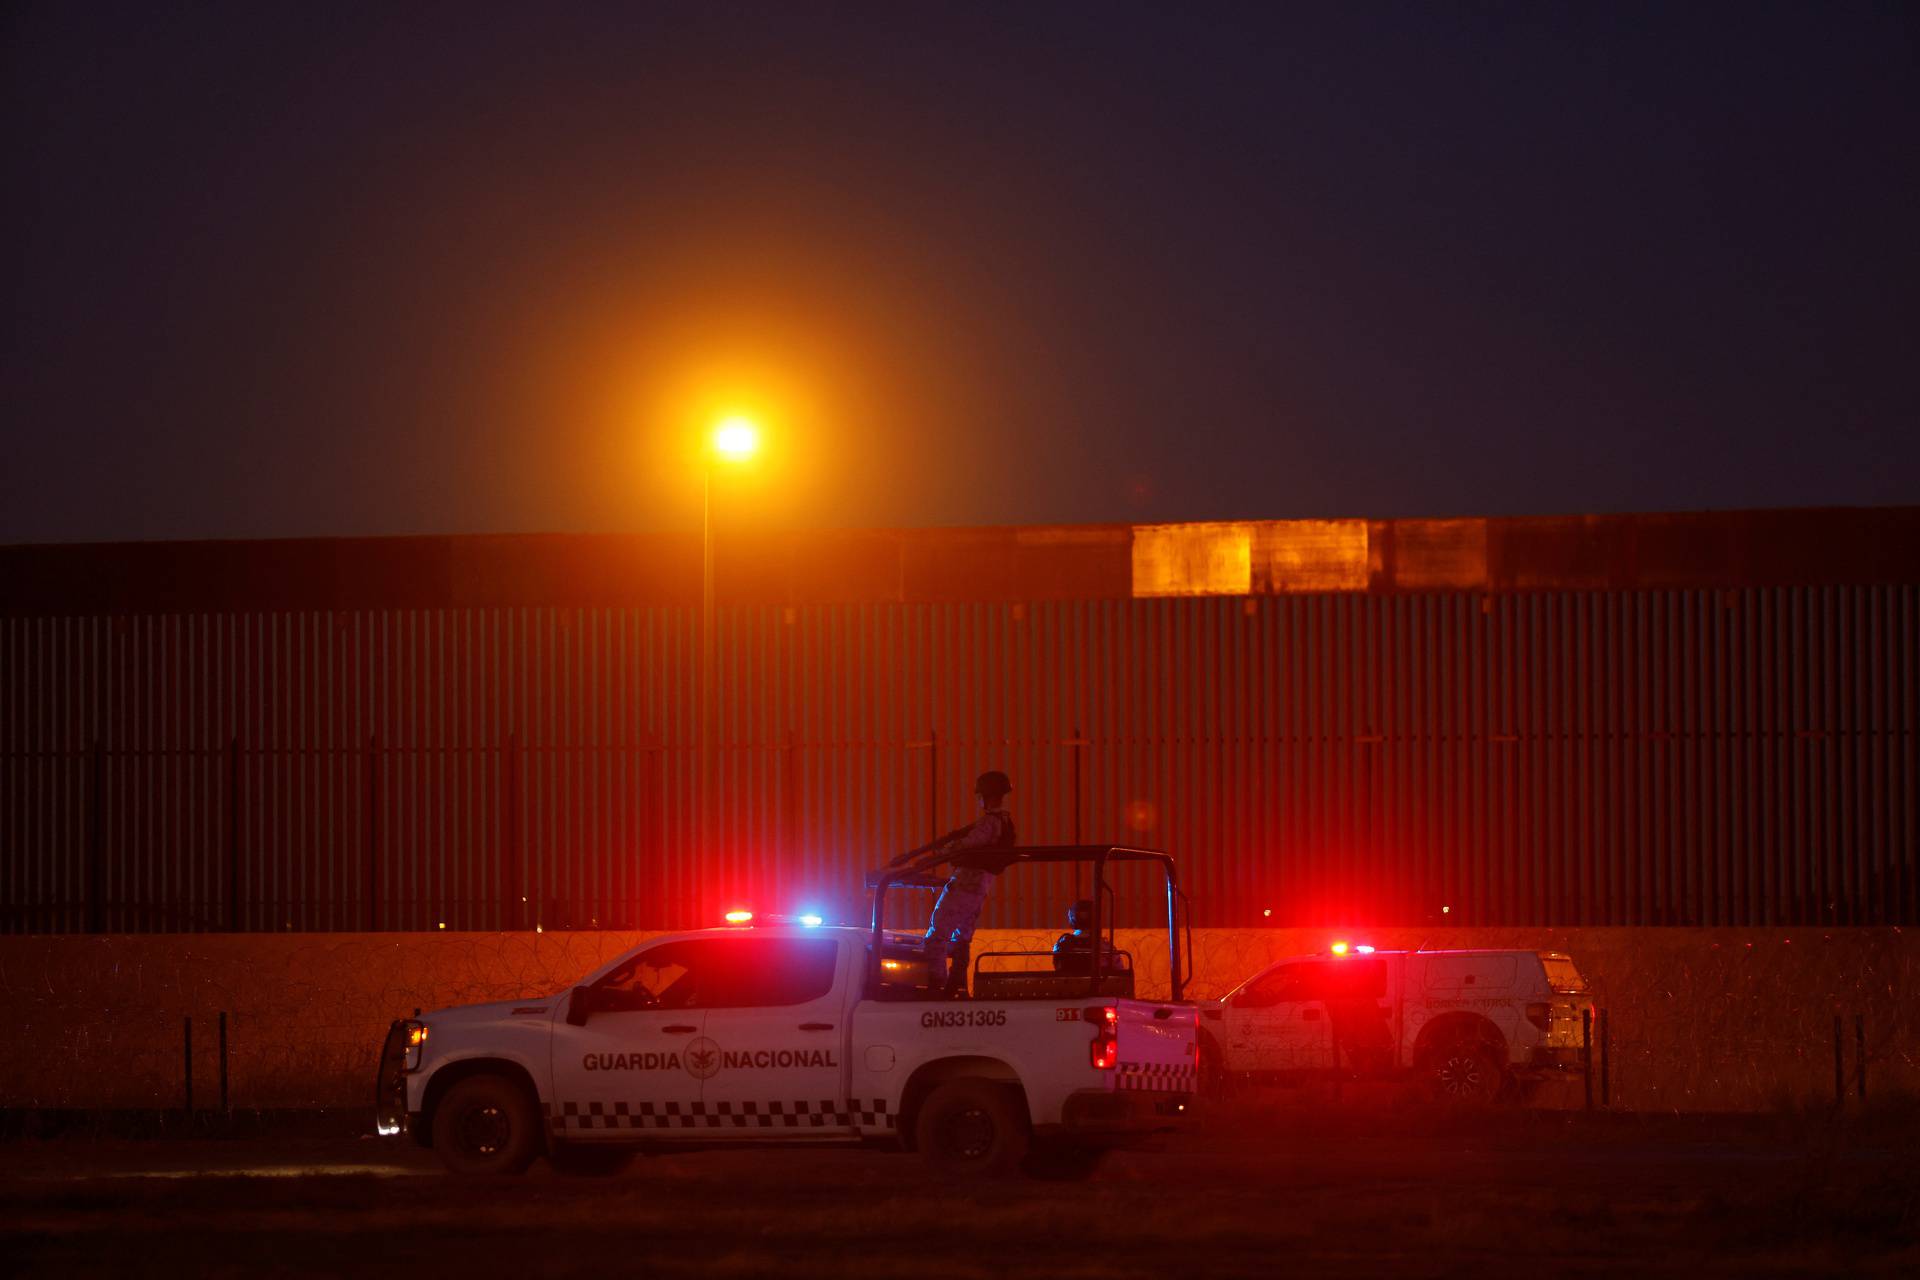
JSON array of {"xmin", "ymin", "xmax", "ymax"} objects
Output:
[{"xmin": 1086, "ymin": 1005, "xmax": 1118, "ymax": 1070}]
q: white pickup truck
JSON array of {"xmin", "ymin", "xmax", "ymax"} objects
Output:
[
  {"xmin": 377, "ymin": 845, "xmax": 1199, "ymax": 1178},
  {"xmin": 1201, "ymin": 946, "xmax": 1593, "ymax": 1102}
]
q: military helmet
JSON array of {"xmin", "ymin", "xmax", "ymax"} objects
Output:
[{"xmin": 974, "ymin": 770, "xmax": 1012, "ymax": 801}]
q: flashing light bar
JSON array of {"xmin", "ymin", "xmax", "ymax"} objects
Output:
[
  {"xmin": 722, "ymin": 908, "xmax": 832, "ymax": 927},
  {"xmin": 1330, "ymin": 940, "xmax": 1349, "ymax": 955}
]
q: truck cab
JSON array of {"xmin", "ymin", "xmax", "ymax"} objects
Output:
[{"xmin": 377, "ymin": 845, "xmax": 1199, "ymax": 1178}]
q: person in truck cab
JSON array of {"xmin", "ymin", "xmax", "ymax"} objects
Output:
[
  {"xmin": 887, "ymin": 770, "xmax": 1016, "ymax": 994},
  {"xmin": 1051, "ymin": 898, "xmax": 1115, "ymax": 974}
]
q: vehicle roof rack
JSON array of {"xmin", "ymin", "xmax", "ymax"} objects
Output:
[
  {"xmin": 866, "ymin": 843, "xmax": 1188, "ymax": 1002},
  {"xmin": 865, "ymin": 844, "xmax": 1176, "ymax": 887}
]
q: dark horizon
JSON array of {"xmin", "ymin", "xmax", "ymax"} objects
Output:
[{"xmin": 5, "ymin": 3, "xmax": 1917, "ymax": 546}]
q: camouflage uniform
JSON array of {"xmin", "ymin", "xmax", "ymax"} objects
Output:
[{"xmin": 913, "ymin": 806, "xmax": 1015, "ymax": 990}]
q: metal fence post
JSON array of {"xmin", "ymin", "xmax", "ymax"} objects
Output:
[
  {"xmin": 87, "ymin": 737, "xmax": 105, "ymax": 933},
  {"xmin": 783, "ymin": 726, "xmax": 799, "ymax": 907},
  {"xmin": 503, "ymin": 730, "xmax": 520, "ymax": 931},
  {"xmin": 1599, "ymin": 1008, "xmax": 1610, "ymax": 1108},
  {"xmin": 927, "ymin": 727, "xmax": 938, "ymax": 844},
  {"xmin": 366, "ymin": 733, "xmax": 379, "ymax": 931},
  {"xmin": 226, "ymin": 737, "xmax": 241, "ymax": 932},
  {"xmin": 1072, "ymin": 726, "xmax": 1084, "ymax": 844},
  {"xmin": 183, "ymin": 1016, "xmax": 194, "ymax": 1118},
  {"xmin": 510, "ymin": 729, "xmax": 526, "ymax": 932},
  {"xmin": 1071, "ymin": 727, "xmax": 1085, "ymax": 902},
  {"xmin": 1833, "ymin": 1014, "xmax": 1845, "ymax": 1110},
  {"xmin": 1582, "ymin": 1008, "xmax": 1593, "ymax": 1111},
  {"xmin": 1855, "ymin": 1013, "xmax": 1866, "ymax": 1101}
]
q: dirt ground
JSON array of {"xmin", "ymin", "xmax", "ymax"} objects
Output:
[{"xmin": 1, "ymin": 1095, "xmax": 1916, "ymax": 1278}]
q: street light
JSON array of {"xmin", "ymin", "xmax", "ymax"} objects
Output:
[
  {"xmin": 712, "ymin": 416, "xmax": 759, "ymax": 460},
  {"xmin": 702, "ymin": 417, "xmax": 759, "ymax": 861}
]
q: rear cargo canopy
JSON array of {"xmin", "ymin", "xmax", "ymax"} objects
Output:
[{"xmin": 1419, "ymin": 955, "xmax": 1518, "ymax": 991}]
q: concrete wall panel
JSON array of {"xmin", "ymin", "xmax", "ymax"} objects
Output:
[{"xmin": 1, "ymin": 928, "xmax": 1910, "ymax": 1114}]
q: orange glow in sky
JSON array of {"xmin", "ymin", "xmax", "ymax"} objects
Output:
[{"xmin": 499, "ymin": 223, "xmax": 1000, "ymax": 539}]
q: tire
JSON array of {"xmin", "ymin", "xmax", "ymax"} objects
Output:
[
  {"xmin": 549, "ymin": 1144, "xmax": 636, "ymax": 1177},
  {"xmin": 430, "ymin": 1074, "xmax": 542, "ymax": 1175},
  {"xmin": 914, "ymin": 1080, "xmax": 1029, "ymax": 1177},
  {"xmin": 1423, "ymin": 1042, "xmax": 1505, "ymax": 1105},
  {"xmin": 1197, "ymin": 1029, "xmax": 1234, "ymax": 1099},
  {"xmin": 1022, "ymin": 1139, "xmax": 1108, "ymax": 1182}
]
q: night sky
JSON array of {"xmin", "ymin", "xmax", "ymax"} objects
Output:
[{"xmin": 4, "ymin": 2, "xmax": 1916, "ymax": 545}]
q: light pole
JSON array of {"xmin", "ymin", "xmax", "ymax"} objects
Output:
[{"xmin": 701, "ymin": 417, "xmax": 759, "ymax": 860}]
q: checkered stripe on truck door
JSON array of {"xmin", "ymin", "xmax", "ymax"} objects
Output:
[{"xmin": 546, "ymin": 1098, "xmax": 895, "ymax": 1132}]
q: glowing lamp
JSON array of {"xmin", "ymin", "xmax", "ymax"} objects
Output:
[
  {"xmin": 1330, "ymin": 940, "xmax": 1349, "ymax": 956},
  {"xmin": 724, "ymin": 909, "xmax": 754, "ymax": 924},
  {"xmin": 1355, "ymin": 944, "xmax": 1376, "ymax": 955},
  {"xmin": 712, "ymin": 417, "xmax": 760, "ymax": 460},
  {"xmin": 798, "ymin": 913, "xmax": 824, "ymax": 928}
]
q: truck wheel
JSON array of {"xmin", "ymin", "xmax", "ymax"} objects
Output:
[
  {"xmin": 914, "ymin": 1080, "xmax": 1028, "ymax": 1177},
  {"xmin": 1022, "ymin": 1139, "xmax": 1108, "ymax": 1182},
  {"xmin": 1197, "ymin": 1029, "xmax": 1234, "ymax": 1099},
  {"xmin": 548, "ymin": 1144, "xmax": 636, "ymax": 1177},
  {"xmin": 431, "ymin": 1075, "xmax": 541, "ymax": 1175},
  {"xmin": 1424, "ymin": 1042, "xmax": 1505, "ymax": 1105}
]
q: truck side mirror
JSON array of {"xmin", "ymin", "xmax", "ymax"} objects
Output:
[{"xmin": 565, "ymin": 985, "xmax": 593, "ymax": 1026}]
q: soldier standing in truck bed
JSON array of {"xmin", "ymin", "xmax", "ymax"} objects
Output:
[{"xmin": 888, "ymin": 770, "xmax": 1016, "ymax": 995}]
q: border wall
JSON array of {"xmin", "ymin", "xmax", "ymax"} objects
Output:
[{"xmin": 5, "ymin": 507, "xmax": 1918, "ymax": 934}]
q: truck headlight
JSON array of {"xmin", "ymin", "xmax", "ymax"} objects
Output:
[{"xmin": 403, "ymin": 1021, "xmax": 429, "ymax": 1071}]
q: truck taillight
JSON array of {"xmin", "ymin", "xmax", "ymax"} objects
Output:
[
  {"xmin": 1091, "ymin": 1033, "xmax": 1119, "ymax": 1070},
  {"xmin": 1525, "ymin": 1002, "xmax": 1551, "ymax": 1032},
  {"xmin": 1086, "ymin": 1005, "xmax": 1118, "ymax": 1070}
]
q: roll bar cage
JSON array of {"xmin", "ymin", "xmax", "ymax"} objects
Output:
[{"xmin": 866, "ymin": 844, "xmax": 1190, "ymax": 1002}]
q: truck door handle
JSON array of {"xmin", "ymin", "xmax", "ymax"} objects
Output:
[
  {"xmin": 798, "ymin": 1022, "xmax": 834, "ymax": 1031},
  {"xmin": 663, "ymin": 1024, "xmax": 698, "ymax": 1034},
  {"xmin": 1301, "ymin": 1009, "xmax": 1321, "ymax": 1022}
]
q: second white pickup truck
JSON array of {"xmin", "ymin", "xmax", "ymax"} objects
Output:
[
  {"xmin": 1201, "ymin": 945, "xmax": 1592, "ymax": 1102},
  {"xmin": 377, "ymin": 845, "xmax": 1199, "ymax": 1179}
]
